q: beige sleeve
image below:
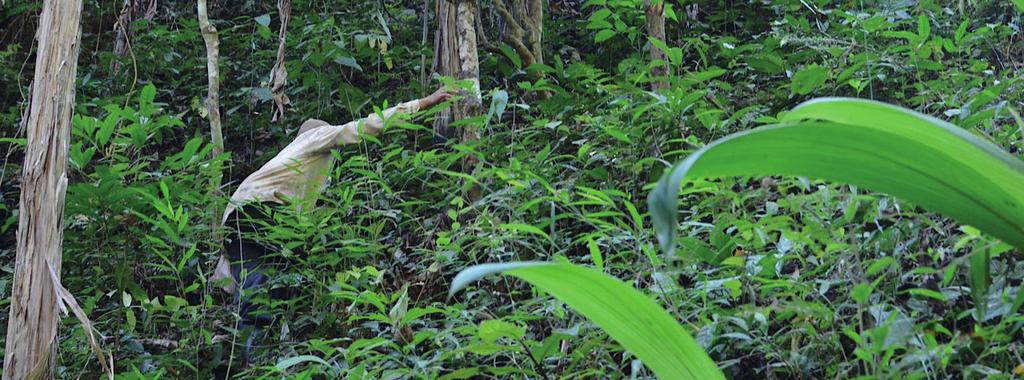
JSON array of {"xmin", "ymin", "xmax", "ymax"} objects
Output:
[
  {"xmin": 356, "ymin": 99, "xmax": 422, "ymax": 137},
  {"xmin": 297, "ymin": 99, "xmax": 422, "ymax": 154}
]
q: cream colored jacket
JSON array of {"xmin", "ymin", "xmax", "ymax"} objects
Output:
[{"xmin": 212, "ymin": 100, "xmax": 421, "ymax": 293}]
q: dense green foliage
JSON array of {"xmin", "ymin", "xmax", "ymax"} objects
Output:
[{"xmin": 2, "ymin": 0, "xmax": 1024, "ymax": 378}]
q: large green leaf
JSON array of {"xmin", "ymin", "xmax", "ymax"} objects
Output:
[
  {"xmin": 790, "ymin": 65, "xmax": 827, "ymax": 95},
  {"xmin": 450, "ymin": 262, "xmax": 724, "ymax": 380},
  {"xmin": 649, "ymin": 97, "xmax": 1024, "ymax": 256}
]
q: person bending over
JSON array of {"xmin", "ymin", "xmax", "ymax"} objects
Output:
[{"xmin": 211, "ymin": 86, "xmax": 454, "ymax": 361}]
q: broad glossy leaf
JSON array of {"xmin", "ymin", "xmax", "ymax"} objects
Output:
[
  {"xmin": 478, "ymin": 320, "xmax": 525, "ymax": 343},
  {"xmin": 594, "ymin": 29, "xmax": 617, "ymax": 43},
  {"xmin": 498, "ymin": 44, "xmax": 522, "ymax": 68},
  {"xmin": 790, "ymin": 65, "xmax": 827, "ymax": 95},
  {"xmin": 450, "ymin": 262, "xmax": 724, "ymax": 380},
  {"xmin": 650, "ymin": 97, "xmax": 1024, "ymax": 257},
  {"xmin": 917, "ymin": 14, "xmax": 930, "ymax": 40}
]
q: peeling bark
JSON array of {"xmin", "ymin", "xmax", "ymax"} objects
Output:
[
  {"xmin": 3, "ymin": 0, "xmax": 84, "ymax": 378},
  {"xmin": 644, "ymin": 0, "xmax": 669, "ymax": 90},
  {"xmin": 268, "ymin": 0, "xmax": 291, "ymax": 123},
  {"xmin": 433, "ymin": 0, "xmax": 482, "ymax": 142}
]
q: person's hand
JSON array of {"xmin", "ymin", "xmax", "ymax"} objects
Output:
[{"xmin": 419, "ymin": 86, "xmax": 456, "ymax": 109}]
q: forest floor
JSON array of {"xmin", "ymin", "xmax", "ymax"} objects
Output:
[{"xmin": 2, "ymin": 1, "xmax": 1024, "ymax": 379}]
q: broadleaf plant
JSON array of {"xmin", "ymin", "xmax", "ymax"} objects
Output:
[
  {"xmin": 650, "ymin": 97, "xmax": 1024, "ymax": 257},
  {"xmin": 450, "ymin": 262, "xmax": 725, "ymax": 380},
  {"xmin": 449, "ymin": 98, "xmax": 1024, "ymax": 379}
]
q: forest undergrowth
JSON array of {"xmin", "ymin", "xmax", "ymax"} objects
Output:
[{"xmin": 2, "ymin": 0, "xmax": 1024, "ymax": 378}]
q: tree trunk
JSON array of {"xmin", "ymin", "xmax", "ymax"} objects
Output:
[
  {"xmin": 434, "ymin": 0, "xmax": 483, "ymax": 201},
  {"xmin": 3, "ymin": 0, "xmax": 83, "ymax": 378},
  {"xmin": 495, "ymin": 0, "xmax": 547, "ymax": 99},
  {"xmin": 419, "ymin": 0, "xmax": 430, "ymax": 89},
  {"xmin": 268, "ymin": 0, "xmax": 291, "ymax": 123},
  {"xmin": 644, "ymin": 0, "xmax": 668, "ymax": 90},
  {"xmin": 495, "ymin": 0, "xmax": 543, "ymax": 67},
  {"xmin": 433, "ymin": 0, "xmax": 482, "ymax": 142},
  {"xmin": 110, "ymin": 0, "xmax": 157, "ymax": 74},
  {"xmin": 197, "ymin": 0, "xmax": 224, "ymax": 238}
]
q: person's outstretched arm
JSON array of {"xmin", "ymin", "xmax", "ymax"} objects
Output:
[
  {"xmin": 357, "ymin": 86, "xmax": 454, "ymax": 139},
  {"xmin": 299, "ymin": 86, "xmax": 454, "ymax": 152}
]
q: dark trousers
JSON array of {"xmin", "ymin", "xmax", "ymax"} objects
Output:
[{"xmin": 223, "ymin": 203, "xmax": 279, "ymax": 326}]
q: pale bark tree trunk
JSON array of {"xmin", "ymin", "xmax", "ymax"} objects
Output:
[
  {"xmin": 433, "ymin": 0, "xmax": 482, "ymax": 141},
  {"xmin": 197, "ymin": 0, "xmax": 224, "ymax": 236},
  {"xmin": 268, "ymin": 0, "xmax": 291, "ymax": 123},
  {"xmin": 644, "ymin": 0, "xmax": 668, "ymax": 90},
  {"xmin": 110, "ymin": 0, "xmax": 157, "ymax": 74},
  {"xmin": 434, "ymin": 0, "xmax": 483, "ymax": 201},
  {"xmin": 3, "ymin": 0, "xmax": 84, "ymax": 378},
  {"xmin": 495, "ymin": 0, "xmax": 547, "ymax": 99},
  {"xmin": 197, "ymin": 0, "xmax": 223, "ymax": 160}
]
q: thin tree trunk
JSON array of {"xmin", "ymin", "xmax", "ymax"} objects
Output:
[
  {"xmin": 527, "ymin": 0, "xmax": 542, "ymax": 65},
  {"xmin": 197, "ymin": 0, "xmax": 224, "ymax": 237},
  {"xmin": 3, "ymin": 0, "xmax": 83, "ymax": 378},
  {"xmin": 268, "ymin": 0, "xmax": 291, "ymax": 123},
  {"xmin": 110, "ymin": 0, "xmax": 157, "ymax": 74},
  {"xmin": 434, "ymin": 0, "xmax": 483, "ymax": 201},
  {"xmin": 433, "ymin": 0, "xmax": 459, "ymax": 142},
  {"xmin": 644, "ymin": 0, "xmax": 668, "ymax": 90},
  {"xmin": 454, "ymin": 0, "xmax": 481, "ymax": 152},
  {"xmin": 419, "ymin": 0, "xmax": 429, "ymax": 89},
  {"xmin": 495, "ymin": 0, "xmax": 548, "ymax": 99}
]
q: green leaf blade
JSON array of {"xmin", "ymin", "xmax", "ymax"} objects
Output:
[
  {"xmin": 275, "ymin": 355, "xmax": 328, "ymax": 372},
  {"xmin": 500, "ymin": 223, "xmax": 552, "ymax": 241},
  {"xmin": 650, "ymin": 98, "xmax": 1024, "ymax": 257},
  {"xmin": 450, "ymin": 262, "xmax": 724, "ymax": 380},
  {"xmin": 791, "ymin": 65, "xmax": 827, "ymax": 96},
  {"xmin": 594, "ymin": 29, "xmax": 617, "ymax": 43}
]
